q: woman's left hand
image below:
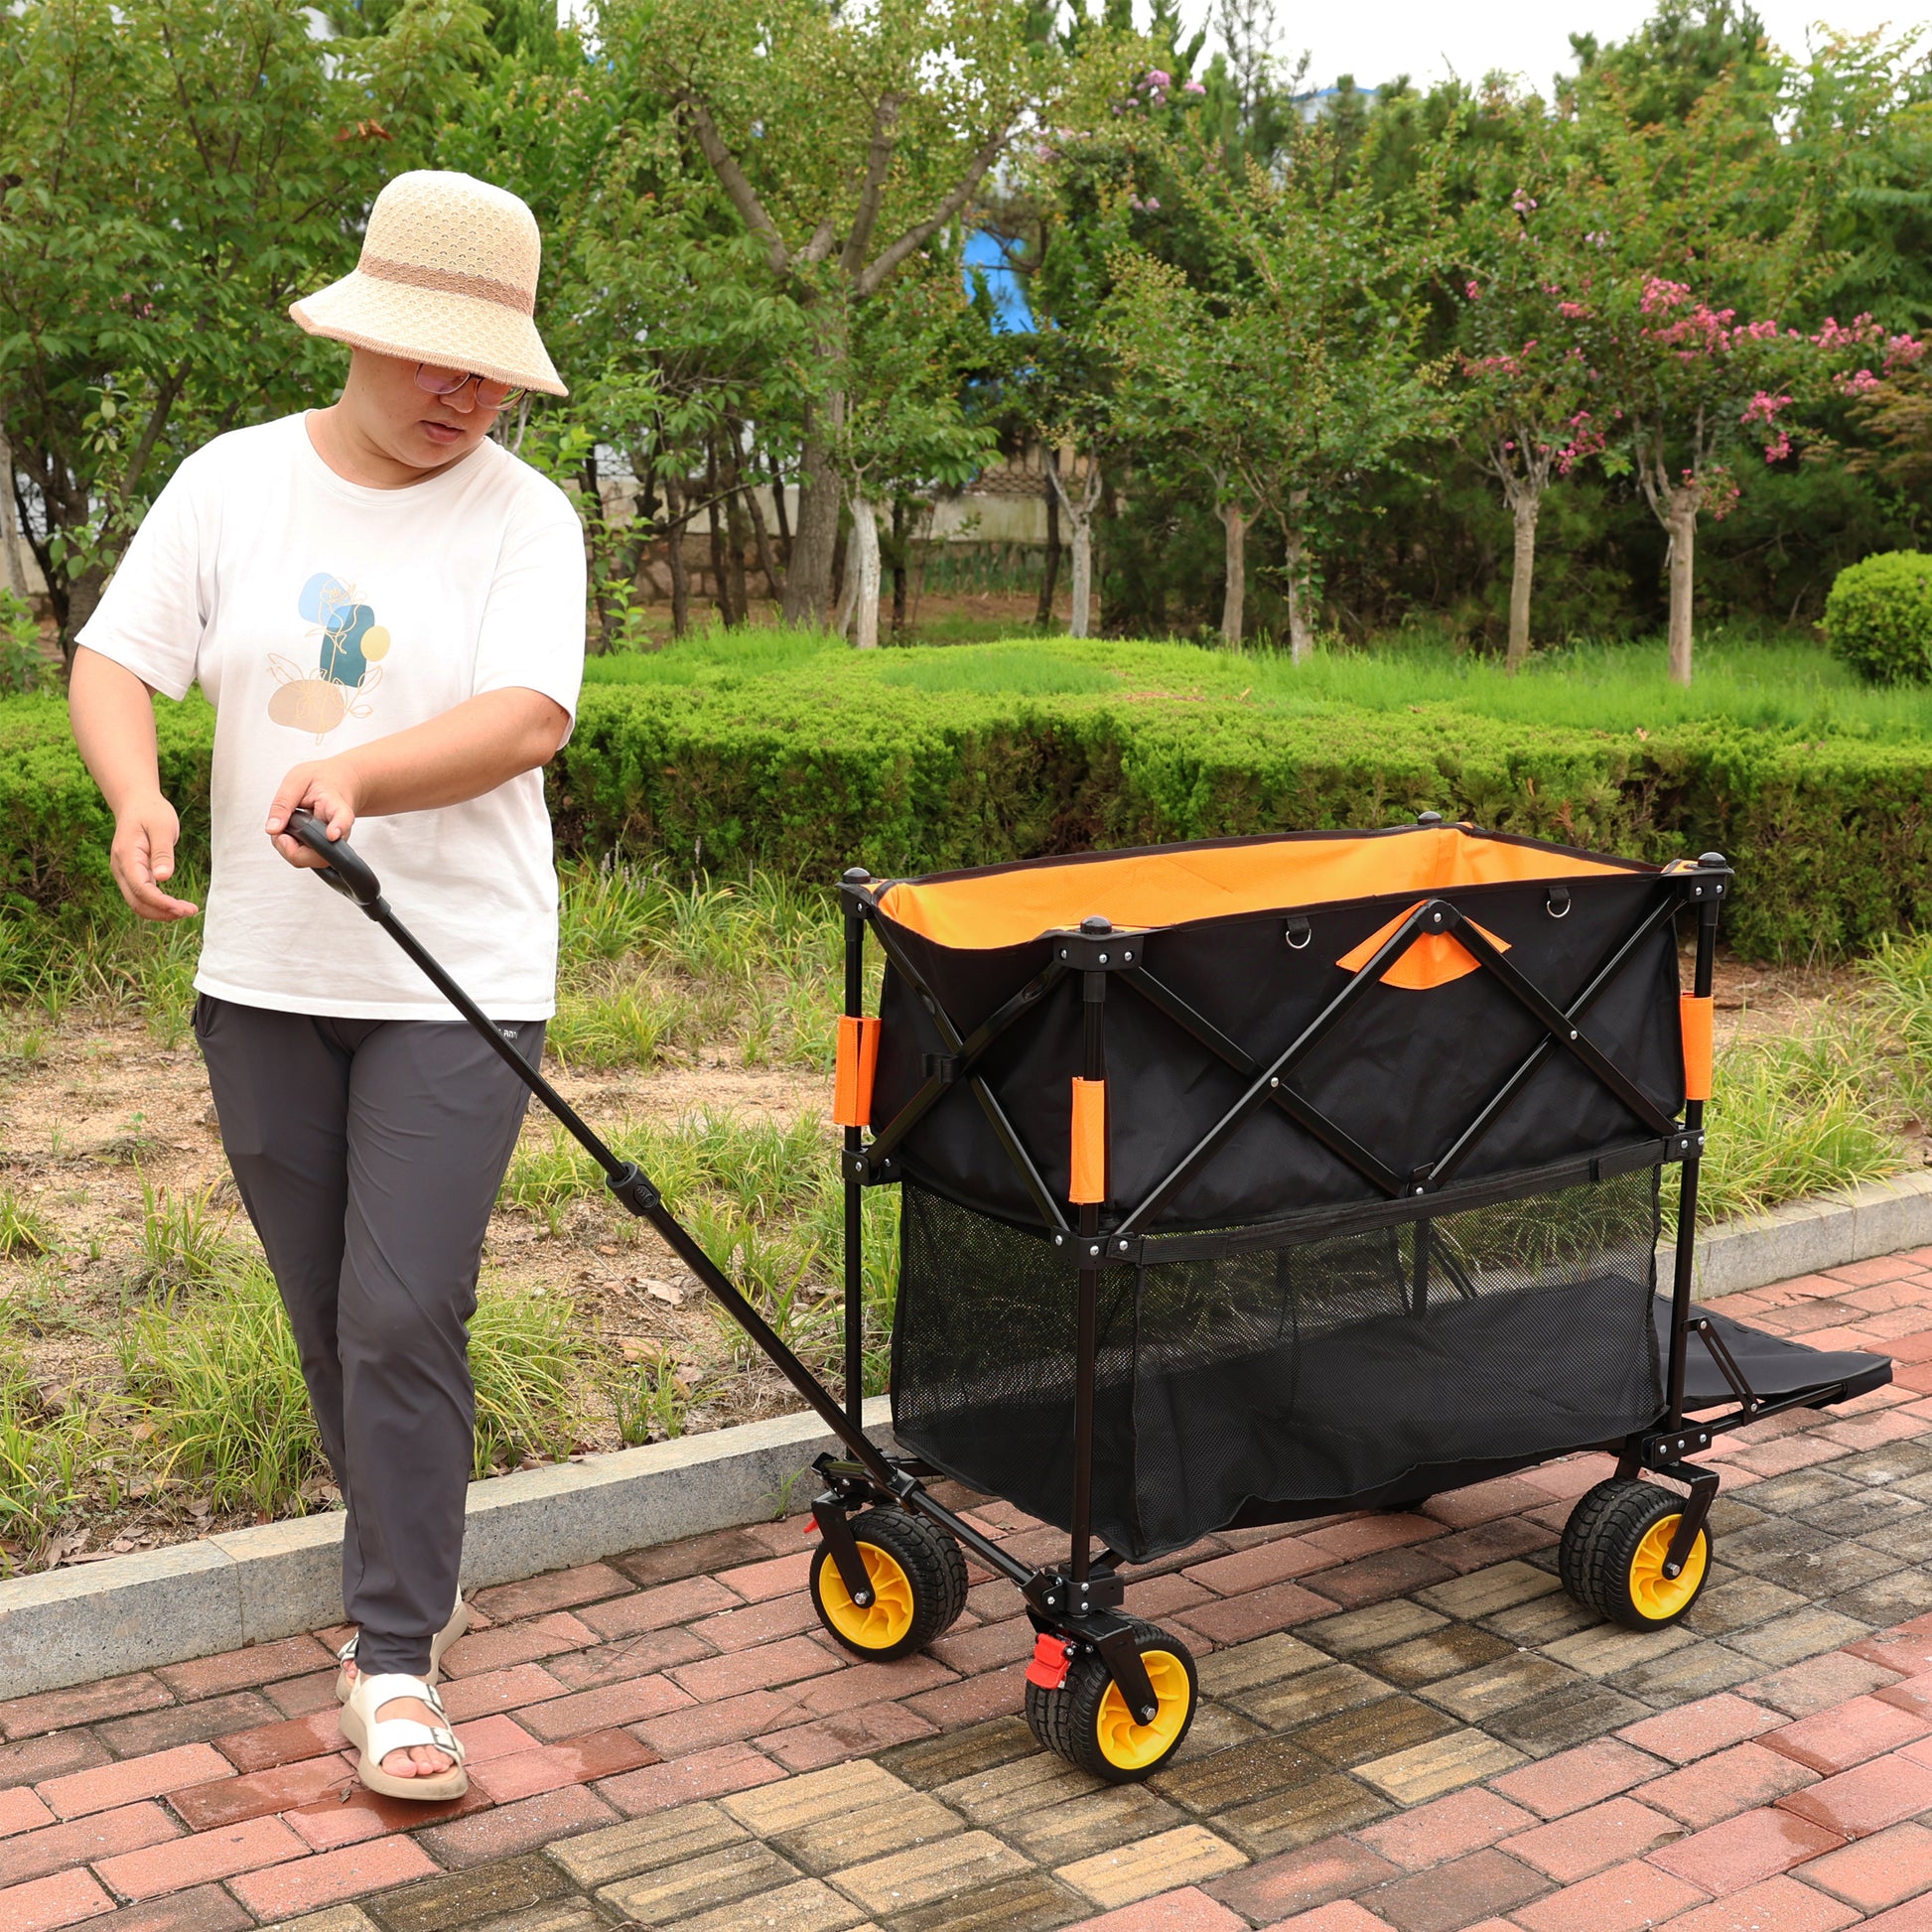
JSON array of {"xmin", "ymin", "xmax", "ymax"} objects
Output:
[{"xmin": 266, "ymin": 759, "xmax": 360, "ymax": 870}]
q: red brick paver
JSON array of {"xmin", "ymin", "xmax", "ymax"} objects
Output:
[{"xmin": 0, "ymin": 1249, "xmax": 1926, "ymax": 1928}]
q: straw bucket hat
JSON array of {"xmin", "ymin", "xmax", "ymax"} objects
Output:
[{"xmin": 290, "ymin": 171, "xmax": 566, "ymax": 397}]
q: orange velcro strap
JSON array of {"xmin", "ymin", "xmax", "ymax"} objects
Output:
[
  {"xmin": 1681, "ymin": 994, "xmax": 1714, "ymax": 1101},
  {"xmin": 1026, "ymin": 1632, "xmax": 1073, "ymax": 1691},
  {"xmin": 1070, "ymin": 1077, "xmax": 1107, "ymax": 1204},
  {"xmin": 833, "ymin": 1016, "xmax": 881, "ymax": 1127},
  {"xmin": 1335, "ymin": 904, "xmax": 1511, "ymax": 991}
]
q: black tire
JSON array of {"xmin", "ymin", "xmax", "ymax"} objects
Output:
[
  {"xmin": 1025, "ymin": 1617, "xmax": 1198, "ymax": 1784},
  {"xmin": 1560, "ymin": 1477, "xmax": 1711, "ymax": 1630},
  {"xmin": 808, "ymin": 1508, "xmax": 968, "ymax": 1662}
]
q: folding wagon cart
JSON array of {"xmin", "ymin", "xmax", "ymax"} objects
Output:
[{"xmin": 291, "ymin": 810, "xmax": 1893, "ymax": 1785}]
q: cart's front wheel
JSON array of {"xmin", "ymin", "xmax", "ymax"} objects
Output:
[
  {"xmin": 1560, "ymin": 1478, "xmax": 1710, "ymax": 1630},
  {"xmin": 1026, "ymin": 1619, "xmax": 1197, "ymax": 1784},
  {"xmin": 809, "ymin": 1508, "xmax": 968, "ymax": 1662}
]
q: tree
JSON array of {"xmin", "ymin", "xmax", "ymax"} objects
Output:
[
  {"xmin": 610, "ymin": 0, "xmax": 1058, "ymax": 628},
  {"xmin": 833, "ymin": 268, "xmax": 997, "ymax": 648},
  {"xmin": 1562, "ymin": 71, "xmax": 1821, "ymax": 683},
  {"xmin": 1452, "ymin": 148, "xmax": 1602, "ymax": 671},
  {"xmin": 0, "ymin": 0, "xmax": 487, "ymax": 653},
  {"xmin": 1112, "ymin": 119, "xmax": 1444, "ymax": 657}
]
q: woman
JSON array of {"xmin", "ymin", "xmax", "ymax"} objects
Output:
[{"xmin": 69, "ymin": 171, "xmax": 585, "ymax": 1801}]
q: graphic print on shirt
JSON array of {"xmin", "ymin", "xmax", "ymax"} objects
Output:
[{"xmin": 267, "ymin": 571, "xmax": 393, "ymax": 740}]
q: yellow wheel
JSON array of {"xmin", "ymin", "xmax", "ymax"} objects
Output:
[
  {"xmin": 808, "ymin": 1509, "xmax": 968, "ymax": 1662},
  {"xmin": 1560, "ymin": 1477, "xmax": 1712, "ymax": 1630},
  {"xmin": 1025, "ymin": 1618, "xmax": 1198, "ymax": 1784}
]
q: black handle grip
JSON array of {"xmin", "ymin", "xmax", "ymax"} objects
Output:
[{"xmin": 286, "ymin": 807, "xmax": 382, "ymax": 909}]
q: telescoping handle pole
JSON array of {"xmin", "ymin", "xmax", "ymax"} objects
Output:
[
  {"xmin": 1665, "ymin": 853, "xmax": 1727, "ymax": 1432},
  {"xmin": 283, "ymin": 809, "xmax": 902, "ymax": 1492}
]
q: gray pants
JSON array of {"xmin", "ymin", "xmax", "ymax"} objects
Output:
[{"xmin": 194, "ymin": 994, "xmax": 542, "ymax": 1675}]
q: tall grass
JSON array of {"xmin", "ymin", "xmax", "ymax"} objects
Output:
[
  {"xmin": 501, "ymin": 1111, "xmax": 899, "ymax": 1391},
  {"xmin": 551, "ymin": 859, "xmax": 849, "ymax": 1072},
  {"xmin": 0, "ymin": 1351, "xmax": 96, "ymax": 1548},
  {"xmin": 120, "ymin": 1265, "xmax": 589, "ymax": 1516}
]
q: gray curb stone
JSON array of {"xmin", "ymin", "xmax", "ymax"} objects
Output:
[{"xmin": 5, "ymin": 1168, "xmax": 1930, "ymax": 1701}]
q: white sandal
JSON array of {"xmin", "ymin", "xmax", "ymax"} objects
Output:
[
  {"xmin": 340, "ymin": 1672, "xmax": 469, "ymax": 1801},
  {"xmin": 334, "ymin": 1594, "xmax": 470, "ymax": 1703}
]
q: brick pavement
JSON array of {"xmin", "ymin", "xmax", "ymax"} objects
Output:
[{"xmin": 5, "ymin": 1253, "xmax": 1932, "ymax": 1931}]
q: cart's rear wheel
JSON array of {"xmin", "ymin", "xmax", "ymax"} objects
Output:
[
  {"xmin": 1025, "ymin": 1618, "xmax": 1197, "ymax": 1784},
  {"xmin": 809, "ymin": 1508, "xmax": 968, "ymax": 1662},
  {"xmin": 1560, "ymin": 1477, "xmax": 1710, "ymax": 1630}
]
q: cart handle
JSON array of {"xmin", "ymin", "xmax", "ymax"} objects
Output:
[{"xmin": 285, "ymin": 807, "xmax": 383, "ymax": 912}]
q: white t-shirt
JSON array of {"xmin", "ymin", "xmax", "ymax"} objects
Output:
[{"xmin": 77, "ymin": 412, "xmax": 585, "ymax": 1020}]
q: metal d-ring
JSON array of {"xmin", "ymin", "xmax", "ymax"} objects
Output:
[
  {"xmin": 1546, "ymin": 889, "xmax": 1572, "ymax": 919},
  {"xmin": 1286, "ymin": 917, "xmax": 1312, "ymax": 950}
]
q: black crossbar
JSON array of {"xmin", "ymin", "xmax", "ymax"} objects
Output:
[
  {"xmin": 1427, "ymin": 887, "xmax": 1686, "ymax": 1187},
  {"xmin": 1119, "ymin": 966, "xmax": 1405, "ymax": 1197},
  {"xmin": 1116, "ymin": 900, "xmax": 1438, "ymax": 1234}
]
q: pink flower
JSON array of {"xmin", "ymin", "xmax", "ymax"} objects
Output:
[
  {"xmin": 1512, "ymin": 189, "xmax": 1538, "ymax": 214},
  {"xmin": 1641, "ymin": 277, "xmax": 1691, "ymax": 314},
  {"xmin": 1144, "ymin": 196, "xmax": 1161, "ymax": 210},
  {"xmin": 1884, "ymin": 334, "xmax": 1927, "ymax": 370},
  {"xmin": 1559, "ymin": 301, "xmax": 1589, "ymax": 319},
  {"xmin": 1144, "ymin": 69, "xmax": 1172, "ymax": 88},
  {"xmin": 1465, "ymin": 280, "xmax": 1480, "ymax": 301},
  {"xmin": 1183, "ymin": 77, "xmax": 1206, "ymax": 93},
  {"xmin": 1741, "ymin": 391, "xmax": 1792, "ymax": 426},
  {"xmin": 1837, "ymin": 367, "xmax": 1881, "ymax": 394}
]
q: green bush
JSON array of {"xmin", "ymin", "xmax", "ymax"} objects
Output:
[
  {"xmin": 1825, "ymin": 551, "xmax": 1932, "ymax": 685},
  {"xmin": 0, "ymin": 592, "xmax": 43, "ymax": 696},
  {"xmin": 9, "ymin": 636, "xmax": 1932, "ymax": 963}
]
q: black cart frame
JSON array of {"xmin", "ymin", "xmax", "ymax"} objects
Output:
[{"xmin": 288, "ymin": 811, "xmax": 1884, "ymax": 1732}]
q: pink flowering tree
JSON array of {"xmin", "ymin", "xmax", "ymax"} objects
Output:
[
  {"xmin": 1574, "ymin": 274, "xmax": 1924, "ymax": 685},
  {"xmin": 1453, "ymin": 167, "xmax": 1606, "ymax": 672}
]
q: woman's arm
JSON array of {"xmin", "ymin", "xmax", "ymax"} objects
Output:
[
  {"xmin": 69, "ymin": 646, "xmax": 200, "ymax": 921},
  {"xmin": 264, "ymin": 687, "xmax": 571, "ymax": 871}
]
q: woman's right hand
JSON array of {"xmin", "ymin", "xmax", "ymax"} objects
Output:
[{"xmin": 112, "ymin": 790, "xmax": 199, "ymax": 921}]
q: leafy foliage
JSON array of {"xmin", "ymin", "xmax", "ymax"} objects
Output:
[{"xmin": 1824, "ymin": 550, "xmax": 1932, "ymax": 684}]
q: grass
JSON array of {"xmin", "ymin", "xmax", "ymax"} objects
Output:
[
  {"xmin": 135, "ymin": 1174, "xmax": 238, "ymax": 1295},
  {"xmin": 0, "ymin": 1188, "xmax": 53, "ymax": 1258},
  {"xmin": 118, "ymin": 1262, "xmax": 589, "ymax": 1520},
  {"xmin": 501, "ymin": 1110, "xmax": 899, "ymax": 1399},
  {"xmin": 584, "ymin": 620, "xmax": 1932, "ymax": 744}
]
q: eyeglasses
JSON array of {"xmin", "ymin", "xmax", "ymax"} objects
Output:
[{"xmin": 414, "ymin": 363, "xmax": 526, "ymax": 410}]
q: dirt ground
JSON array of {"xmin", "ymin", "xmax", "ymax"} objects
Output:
[{"xmin": 0, "ymin": 948, "xmax": 1857, "ymax": 1568}]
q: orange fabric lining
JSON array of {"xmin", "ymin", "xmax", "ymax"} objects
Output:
[
  {"xmin": 1070, "ymin": 1078, "xmax": 1107, "ymax": 1204},
  {"xmin": 1680, "ymin": 994, "xmax": 1714, "ymax": 1101},
  {"xmin": 832, "ymin": 1015, "xmax": 881, "ymax": 1127},
  {"xmin": 877, "ymin": 828, "xmax": 1633, "ymax": 951},
  {"xmin": 1334, "ymin": 905, "xmax": 1511, "ymax": 991}
]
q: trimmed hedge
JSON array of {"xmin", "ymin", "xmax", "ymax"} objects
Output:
[{"xmin": 9, "ymin": 641, "xmax": 1932, "ymax": 961}]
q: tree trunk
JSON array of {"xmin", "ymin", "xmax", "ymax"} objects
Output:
[
  {"xmin": 766, "ymin": 445, "xmax": 792, "ymax": 565},
  {"xmin": 890, "ymin": 494, "xmax": 908, "ymax": 641},
  {"xmin": 1667, "ymin": 486, "xmax": 1698, "ymax": 687},
  {"xmin": 663, "ymin": 476, "xmax": 692, "ymax": 638},
  {"xmin": 580, "ymin": 451, "xmax": 620, "ymax": 650},
  {"xmin": 745, "ymin": 473, "xmax": 784, "ymax": 602},
  {"xmin": 848, "ymin": 491, "xmax": 883, "ymax": 649},
  {"xmin": 718, "ymin": 430, "xmax": 754, "ymax": 621},
  {"xmin": 1219, "ymin": 501, "xmax": 1246, "ymax": 649},
  {"xmin": 1035, "ymin": 477, "xmax": 1061, "ymax": 629},
  {"xmin": 1506, "ymin": 489, "xmax": 1540, "ymax": 674},
  {"xmin": 1048, "ymin": 459, "xmax": 1102, "ymax": 640},
  {"xmin": 1283, "ymin": 496, "xmax": 1313, "ymax": 662},
  {"xmin": 0, "ymin": 427, "xmax": 28, "ymax": 601},
  {"xmin": 704, "ymin": 442, "xmax": 734, "ymax": 625},
  {"xmin": 782, "ymin": 383, "xmax": 846, "ymax": 625}
]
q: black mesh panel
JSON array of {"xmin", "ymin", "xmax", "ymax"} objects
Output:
[{"xmin": 893, "ymin": 1169, "xmax": 1662, "ymax": 1561}]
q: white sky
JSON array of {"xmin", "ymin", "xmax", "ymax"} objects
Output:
[{"xmin": 1199, "ymin": 2, "xmax": 1929, "ymax": 94}]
